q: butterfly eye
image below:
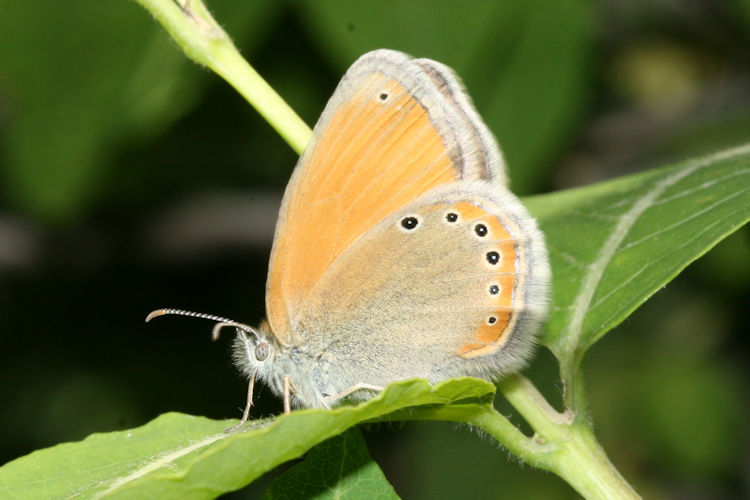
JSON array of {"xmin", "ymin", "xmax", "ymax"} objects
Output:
[
  {"xmin": 255, "ymin": 341, "xmax": 270, "ymax": 361},
  {"xmin": 399, "ymin": 216, "xmax": 420, "ymax": 231},
  {"xmin": 485, "ymin": 251, "xmax": 500, "ymax": 265},
  {"xmin": 474, "ymin": 223, "xmax": 488, "ymax": 237},
  {"xmin": 444, "ymin": 211, "xmax": 459, "ymax": 224}
]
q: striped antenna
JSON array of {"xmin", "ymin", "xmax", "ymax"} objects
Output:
[{"xmin": 145, "ymin": 308, "xmax": 260, "ymax": 341}]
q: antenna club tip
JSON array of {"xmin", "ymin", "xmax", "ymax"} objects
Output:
[
  {"xmin": 211, "ymin": 324, "xmax": 224, "ymax": 341},
  {"xmin": 145, "ymin": 309, "xmax": 169, "ymax": 323}
]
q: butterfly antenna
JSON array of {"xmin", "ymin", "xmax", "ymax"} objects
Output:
[{"xmin": 145, "ymin": 308, "xmax": 260, "ymax": 341}]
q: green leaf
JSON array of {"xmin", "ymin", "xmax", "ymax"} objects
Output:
[
  {"xmin": 299, "ymin": 1, "xmax": 506, "ymax": 70},
  {"xmin": 0, "ymin": 0, "xmax": 278, "ymax": 221},
  {"xmin": 262, "ymin": 427, "xmax": 399, "ymax": 500},
  {"xmin": 528, "ymin": 144, "xmax": 750, "ymax": 361},
  {"xmin": 480, "ymin": 1, "xmax": 591, "ymax": 194},
  {"xmin": 299, "ymin": 0, "xmax": 592, "ymax": 194},
  {"xmin": 0, "ymin": 378, "xmax": 494, "ymax": 499}
]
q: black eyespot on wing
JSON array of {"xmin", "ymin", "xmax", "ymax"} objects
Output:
[
  {"xmin": 486, "ymin": 251, "xmax": 500, "ymax": 265},
  {"xmin": 487, "ymin": 315, "xmax": 497, "ymax": 325},
  {"xmin": 445, "ymin": 212, "xmax": 458, "ymax": 223},
  {"xmin": 401, "ymin": 216, "xmax": 419, "ymax": 230},
  {"xmin": 474, "ymin": 223, "xmax": 488, "ymax": 237},
  {"xmin": 379, "ymin": 92, "xmax": 389, "ymax": 101},
  {"xmin": 489, "ymin": 284, "xmax": 500, "ymax": 295}
]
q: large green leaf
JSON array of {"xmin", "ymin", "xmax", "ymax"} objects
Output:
[
  {"xmin": 0, "ymin": 378, "xmax": 493, "ymax": 499},
  {"xmin": 528, "ymin": 144, "xmax": 750, "ymax": 360},
  {"xmin": 299, "ymin": 0, "xmax": 592, "ymax": 194},
  {"xmin": 262, "ymin": 427, "xmax": 399, "ymax": 500}
]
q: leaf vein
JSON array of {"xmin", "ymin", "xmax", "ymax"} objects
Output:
[
  {"xmin": 587, "ymin": 203, "xmax": 747, "ymax": 341},
  {"xmin": 95, "ymin": 433, "xmax": 229, "ymax": 498},
  {"xmin": 619, "ymin": 188, "xmax": 748, "ymax": 251},
  {"xmin": 557, "ymin": 143, "xmax": 750, "ymax": 357}
]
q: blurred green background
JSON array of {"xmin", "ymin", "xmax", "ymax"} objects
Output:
[{"xmin": 1, "ymin": 1, "xmax": 749, "ymax": 498}]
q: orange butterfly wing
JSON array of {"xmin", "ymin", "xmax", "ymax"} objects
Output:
[{"xmin": 266, "ymin": 50, "xmax": 504, "ymax": 344}]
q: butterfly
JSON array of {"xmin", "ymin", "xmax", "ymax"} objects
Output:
[{"xmin": 148, "ymin": 49, "xmax": 550, "ymax": 427}]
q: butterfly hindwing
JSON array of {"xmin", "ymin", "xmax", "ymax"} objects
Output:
[{"xmin": 294, "ymin": 182, "xmax": 549, "ymax": 388}]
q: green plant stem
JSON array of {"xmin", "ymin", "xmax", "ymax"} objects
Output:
[
  {"xmin": 401, "ymin": 380, "xmax": 639, "ymax": 500},
  {"xmin": 385, "ymin": 403, "xmax": 554, "ymax": 467},
  {"xmin": 135, "ymin": 0, "xmax": 312, "ymax": 154},
  {"xmin": 498, "ymin": 375, "xmax": 640, "ymax": 499},
  {"xmin": 559, "ymin": 353, "xmax": 590, "ymax": 417}
]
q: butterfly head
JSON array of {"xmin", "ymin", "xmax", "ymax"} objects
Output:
[
  {"xmin": 230, "ymin": 320, "xmax": 331, "ymax": 408},
  {"xmin": 231, "ymin": 319, "xmax": 280, "ymax": 379},
  {"xmin": 145, "ymin": 307, "xmax": 284, "ymax": 379},
  {"xmin": 146, "ymin": 308, "xmax": 325, "ymax": 407}
]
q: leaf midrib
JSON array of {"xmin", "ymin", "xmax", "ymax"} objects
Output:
[
  {"xmin": 553, "ymin": 143, "xmax": 750, "ymax": 360},
  {"xmin": 95, "ymin": 432, "xmax": 229, "ymax": 498}
]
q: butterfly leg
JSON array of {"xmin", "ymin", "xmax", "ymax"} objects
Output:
[
  {"xmin": 325, "ymin": 383, "xmax": 384, "ymax": 405},
  {"xmin": 282, "ymin": 374, "xmax": 291, "ymax": 413},
  {"xmin": 225, "ymin": 372, "xmax": 256, "ymax": 433}
]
